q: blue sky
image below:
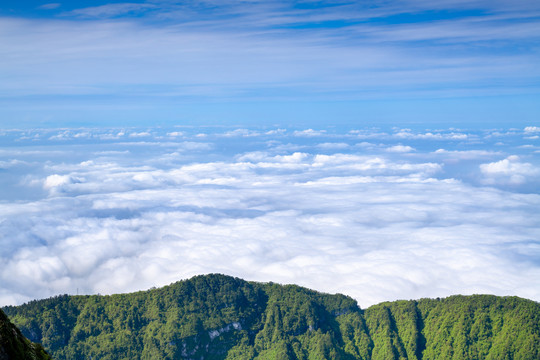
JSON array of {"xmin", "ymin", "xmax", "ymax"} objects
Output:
[
  {"xmin": 1, "ymin": 0, "xmax": 540, "ymax": 128},
  {"xmin": 0, "ymin": 2, "xmax": 540, "ymax": 307}
]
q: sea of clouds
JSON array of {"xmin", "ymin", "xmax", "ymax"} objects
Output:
[{"xmin": 1, "ymin": 126, "xmax": 539, "ymax": 308}]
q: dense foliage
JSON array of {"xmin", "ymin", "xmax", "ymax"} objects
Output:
[
  {"xmin": 3, "ymin": 274, "xmax": 539, "ymax": 359},
  {"xmin": 0, "ymin": 308, "xmax": 51, "ymax": 360}
]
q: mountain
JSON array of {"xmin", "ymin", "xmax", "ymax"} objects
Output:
[
  {"xmin": 3, "ymin": 274, "xmax": 539, "ymax": 359},
  {"xmin": 0, "ymin": 307, "xmax": 51, "ymax": 360}
]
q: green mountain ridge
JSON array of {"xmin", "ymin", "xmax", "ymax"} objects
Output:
[{"xmin": 3, "ymin": 274, "xmax": 539, "ymax": 359}]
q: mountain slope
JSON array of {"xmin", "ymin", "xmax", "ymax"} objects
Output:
[
  {"xmin": 0, "ymin": 308, "xmax": 51, "ymax": 360},
  {"xmin": 3, "ymin": 274, "xmax": 539, "ymax": 359}
]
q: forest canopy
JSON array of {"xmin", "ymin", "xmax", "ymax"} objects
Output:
[{"xmin": 3, "ymin": 274, "xmax": 539, "ymax": 360}]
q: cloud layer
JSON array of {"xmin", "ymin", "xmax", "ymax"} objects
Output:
[{"xmin": 1, "ymin": 126, "xmax": 539, "ymax": 308}]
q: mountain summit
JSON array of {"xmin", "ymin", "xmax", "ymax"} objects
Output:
[{"xmin": 3, "ymin": 274, "xmax": 539, "ymax": 359}]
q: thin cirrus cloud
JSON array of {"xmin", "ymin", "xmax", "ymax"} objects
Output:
[
  {"xmin": 38, "ymin": 3, "xmax": 61, "ymax": 10},
  {"xmin": 1, "ymin": 1, "xmax": 539, "ymax": 102},
  {"xmin": 1, "ymin": 1, "xmax": 539, "ymax": 129},
  {"xmin": 62, "ymin": 3, "xmax": 157, "ymax": 18},
  {"xmin": 0, "ymin": 126, "xmax": 539, "ymax": 308}
]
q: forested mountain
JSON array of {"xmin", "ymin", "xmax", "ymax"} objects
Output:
[
  {"xmin": 0, "ymin": 307, "xmax": 51, "ymax": 360},
  {"xmin": 3, "ymin": 274, "xmax": 539, "ymax": 360}
]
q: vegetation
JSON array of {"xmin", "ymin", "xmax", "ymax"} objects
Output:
[
  {"xmin": 0, "ymin": 307, "xmax": 51, "ymax": 360},
  {"xmin": 3, "ymin": 274, "xmax": 539, "ymax": 359}
]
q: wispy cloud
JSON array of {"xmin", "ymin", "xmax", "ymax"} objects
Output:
[
  {"xmin": 62, "ymin": 3, "xmax": 157, "ymax": 18},
  {"xmin": 1, "ymin": 0, "xmax": 539, "ymax": 106},
  {"xmin": 38, "ymin": 3, "xmax": 61, "ymax": 10}
]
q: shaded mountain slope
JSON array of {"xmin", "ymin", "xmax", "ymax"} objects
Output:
[
  {"xmin": 0, "ymin": 308, "xmax": 51, "ymax": 360},
  {"xmin": 3, "ymin": 274, "xmax": 539, "ymax": 359}
]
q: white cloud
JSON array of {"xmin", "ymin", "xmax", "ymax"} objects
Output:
[
  {"xmin": 293, "ymin": 129, "xmax": 327, "ymax": 137},
  {"xmin": 316, "ymin": 142, "xmax": 350, "ymax": 149},
  {"xmin": 274, "ymin": 152, "xmax": 309, "ymax": 163},
  {"xmin": 386, "ymin": 145, "xmax": 415, "ymax": 153},
  {"xmin": 393, "ymin": 130, "xmax": 470, "ymax": 140},
  {"xmin": 0, "ymin": 159, "xmax": 25, "ymax": 169},
  {"xmin": 48, "ymin": 131, "xmax": 71, "ymax": 141},
  {"xmin": 43, "ymin": 174, "xmax": 79, "ymax": 189},
  {"xmin": 0, "ymin": 128, "xmax": 539, "ymax": 310},
  {"xmin": 433, "ymin": 149, "xmax": 501, "ymax": 160},
  {"xmin": 167, "ymin": 131, "xmax": 184, "ymax": 137},
  {"xmin": 350, "ymin": 130, "xmax": 389, "ymax": 139},
  {"xmin": 98, "ymin": 132, "xmax": 126, "ymax": 140},
  {"xmin": 434, "ymin": 149, "xmax": 495, "ymax": 156},
  {"xmin": 221, "ymin": 129, "xmax": 261, "ymax": 137},
  {"xmin": 129, "ymin": 131, "xmax": 151, "ymax": 138},
  {"xmin": 265, "ymin": 129, "xmax": 286, "ymax": 135},
  {"xmin": 480, "ymin": 155, "xmax": 540, "ymax": 185},
  {"xmin": 235, "ymin": 151, "xmax": 269, "ymax": 162},
  {"xmin": 524, "ymin": 126, "xmax": 540, "ymax": 133}
]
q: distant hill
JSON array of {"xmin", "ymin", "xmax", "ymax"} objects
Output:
[
  {"xmin": 3, "ymin": 274, "xmax": 540, "ymax": 359},
  {"xmin": 0, "ymin": 307, "xmax": 51, "ymax": 360}
]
